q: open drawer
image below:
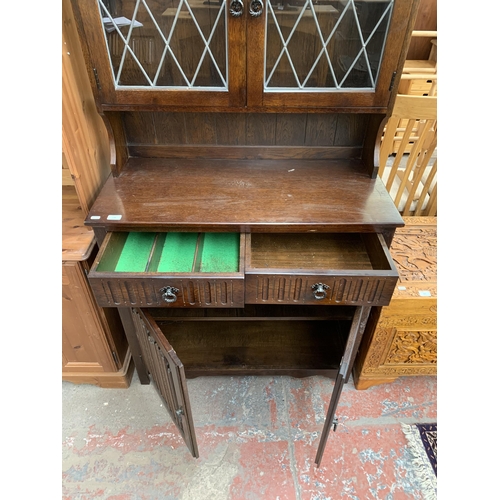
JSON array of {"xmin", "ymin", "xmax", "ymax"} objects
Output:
[
  {"xmin": 245, "ymin": 233, "xmax": 399, "ymax": 306},
  {"xmin": 88, "ymin": 232, "xmax": 245, "ymax": 307}
]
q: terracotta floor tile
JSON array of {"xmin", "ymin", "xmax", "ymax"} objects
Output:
[
  {"xmin": 292, "ymin": 425, "xmax": 427, "ymax": 500},
  {"xmin": 284, "ymin": 376, "xmax": 437, "ymax": 434},
  {"xmin": 62, "ymin": 373, "xmax": 436, "ymax": 499}
]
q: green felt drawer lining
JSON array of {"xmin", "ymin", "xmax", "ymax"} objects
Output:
[
  {"xmin": 200, "ymin": 233, "xmax": 239, "ymax": 273},
  {"xmin": 114, "ymin": 232, "xmax": 156, "ymax": 272},
  {"xmin": 157, "ymin": 233, "xmax": 199, "ymax": 272},
  {"xmin": 112, "ymin": 232, "xmax": 239, "ymax": 273}
]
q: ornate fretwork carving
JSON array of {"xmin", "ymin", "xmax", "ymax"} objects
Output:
[
  {"xmin": 385, "ymin": 330, "xmax": 437, "ymax": 365},
  {"xmin": 378, "ymin": 314, "xmax": 437, "ymax": 328},
  {"xmin": 355, "ymin": 219, "xmax": 438, "ymax": 386},
  {"xmin": 390, "ymin": 226, "xmax": 437, "ymax": 283}
]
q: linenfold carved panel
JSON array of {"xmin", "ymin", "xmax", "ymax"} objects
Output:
[
  {"xmin": 246, "ymin": 275, "xmax": 396, "ymax": 306},
  {"xmin": 90, "ymin": 278, "xmax": 244, "ymax": 307}
]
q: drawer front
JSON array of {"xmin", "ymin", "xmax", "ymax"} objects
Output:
[
  {"xmin": 245, "ymin": 232, "xmax": 399, "ymax": 306},
  {"xmin": 245, "ymin": 274, "xmax": 398, "ymax": 306},
  {"xmin": 88, "ymin": 231, "xmax": 245, "ymax": 308},
  {"xmin": 90, "ymin": 277, "xmax": 244, "ymax": 308}
]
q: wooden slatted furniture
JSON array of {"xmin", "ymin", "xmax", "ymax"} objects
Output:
[
  {"xmin": 353, "ymin": 216, "xmax": 437, "ymax": 390},
  {"xmin": 393, "ymin": 29, "xmax": 437, "ymax": 155},
  {"xmin": 400, "ymin": 30, "xmax": 437, "ymax": 99},
  {"xmin": 378, "ymin": 94, "xmax": 437, "ymax": 216},
  {"xmin": 70, "ymin": 0, "xmax": 420, "ymax": 466}
]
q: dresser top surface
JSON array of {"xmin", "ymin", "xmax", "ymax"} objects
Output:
[{"xmin": 85, "ymin": 158, "xmax": 404, "ymax": 232}]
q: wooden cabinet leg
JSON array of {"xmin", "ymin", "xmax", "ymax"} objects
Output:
[{"xmin": 118, "ymin": 308, "xmax": 150, "ymax": 384}]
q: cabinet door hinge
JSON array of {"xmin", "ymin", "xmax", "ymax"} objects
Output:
[
  {"xmin": 111, "ymin": 350, "xmax": 119, "ymax": 365},
  {"xmin": 389, "ymin": 71, "xmax": 397, "ymax": 91},
  {"xmin": 93, "ymin": 68, "xmax": 102, "ymax": 91}
]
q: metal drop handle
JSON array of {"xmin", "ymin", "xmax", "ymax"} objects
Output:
[
  {"xmin": 160, "ymin": 286, "xmax": 179, "ymax": 303},
  {"xmin": 311, "ymin": 283, "xmax": 330, "ymax": 300},
  {"xmin": 249, "ymin": 0, "xmax": 263, "ymax": 16},
  {"xmin": 229, "ymin": 0, "xmax": 244, "ymax": 17}
]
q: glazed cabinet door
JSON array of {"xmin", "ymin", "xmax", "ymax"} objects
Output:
[
  {"xmin": 246, "ymin": 0, "xmax": 416, "ymax": 109},
  {"xmin": 131, "ymin": 308, "xmax": 199, "ymax": 457},
  {"xmin": 71, "ymin": 0, "xmax": 416, "ymax": 110},
  {"xmin": 71, "ymin": 0, "xmax": 246, "ymax": 108}
]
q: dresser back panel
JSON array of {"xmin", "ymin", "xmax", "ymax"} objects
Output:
[{"xmin": 122, "ymin": 112, "xmax": 370, "ymax": 160}]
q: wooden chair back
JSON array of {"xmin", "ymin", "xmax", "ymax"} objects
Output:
[{"xmin": 378, "ymin": 94, "xmax": 437, "ymax": 217}]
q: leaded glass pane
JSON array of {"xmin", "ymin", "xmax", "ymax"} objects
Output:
[
  {"xmin": 98, "ymin": 0, "xmax": 228, "ymax": 89},
  {"xmin": 265, "ymin": 0, "xmax": 394, "ymax": 91}
]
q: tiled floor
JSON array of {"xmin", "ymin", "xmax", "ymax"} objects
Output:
[{"xmin": 62, "ymin": 372, "xmax": 436, "ymax": 499}]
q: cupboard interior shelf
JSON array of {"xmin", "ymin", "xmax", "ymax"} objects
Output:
[{"xmin": 148, "ymin": 305, "xmax": 354, "ymax": 377}]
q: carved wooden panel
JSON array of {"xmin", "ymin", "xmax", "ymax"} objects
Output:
[
  {"xmin": 353, "ymin": 217, "xmax": 437, "ymax": 389},
  {"xmin": 389, "ymin": 216, "xmax": 436, "ymax": 293},
  {"xmin": 385, "ymin": 329, "xmax": 437, "ymax": 365},
  {"xmin": 245, "ymin": 275, "xmax": 397, "ymax": 306},
  {"xmin": 90, "ymin": 278, "xmax": 244, "ymax": 308}
]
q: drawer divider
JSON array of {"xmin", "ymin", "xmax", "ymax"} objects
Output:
[
  {"xmin": 192, "ymin": 233, "xmax": 203, "ymax": 273},
  {"xmin": 145, "ymin": 233, "xmax": 161, "ymax": 272}
]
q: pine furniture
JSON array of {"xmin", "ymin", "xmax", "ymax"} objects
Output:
[
  {"xmin": 378, "ymin": 93, "xmax": 437, "ymax": 216},
  {"xmin": 62, "ymin": 0, "xmax": 133, "ymax": 387},
  {"xmin": 70, "ymin": 0, "xmax": 420, "ymax": 465},
  {"xmin": 62, "ymin": 186, "xmax": 133, "ymax": 387}
]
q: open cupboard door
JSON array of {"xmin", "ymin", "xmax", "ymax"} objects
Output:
[{"xmin": 131, "ymin": 308, "xmax": 199, "ymax": 458}]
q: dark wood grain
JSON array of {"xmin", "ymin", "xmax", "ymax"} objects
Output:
[
  {"xmin": 315, "ymin": 305, "xmax": 371, "ymax": 466},
  {"xmin": 153, "ymin": 318, "xmax": 350, "ymax": 376},
  {"xmin": 85, "ymin": 158, "xmax": 404, "ymax": 233},
  {"xmin": 128, "ymin": 145, "xmax": 363, "ymax": 160},
  {"xmin": 244, "ymin": 274, "xmax": 397, "ymax": 307},
  {"xmin": 184, "ymin": 113, "xmax": 217, "ymax": 144},
  {"xmin": 147, "ymin": 304, "xmax": 356, "ymax": 321},
  {"xmin": 122, "ymin": 112, "xmax": 157, "ymax": 144},
  {"xmin": 134, "ymin": 308, "xmax": 199, "ymax": 458},
  {"xmin": 153, "ymin": 113, "xmax": 187, "ymax": 144},
  {"xmin": 246, "ymin": 114, "xmax": 277, "ymax": 146},
  {"xmin": 67, "ymin": 0, "xmax": 420, "ymax": 467},
  {"xmin": 215, "ymin": 114, "xmax": 247, "ymax": 145},
  {"xmin": 101, "ymin": 112, "xmax": 128, "ymax": 177},
  {"xmin": 118, "ymin": 308, "xmax": 150, "ymax": 384},
  {"xmin": 122, "ymin": 112, "xmax": 371, "ymax": 149},
  {"xmin": 248, "ymin": 233, "xmax": 376, "ymax": 270},
  {"xmin": 334, "ymin": 114, "xmax": 369, "ymax": 147},
  {"xmin": 276, "ymin": 114, "xmax": 308, "ymax": 146},
  {"xmin": 70, "ymin": 0, "xmax": 417, "ymax": 112}
]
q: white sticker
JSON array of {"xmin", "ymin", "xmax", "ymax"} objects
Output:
[
  {"xmin": 398, "ymin": 286, "xmax": 406, "ymax": 290},
  {"xmin": 107, "ymin": 214, "xmax": 123, "ymax": 220},
  {"xmin": 419, "ymin": 290, "xmax": 432, "ymax": 297},
  {"xmin": 90, "ymin": 215, "xmax": 101, "ymax": 220}
]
